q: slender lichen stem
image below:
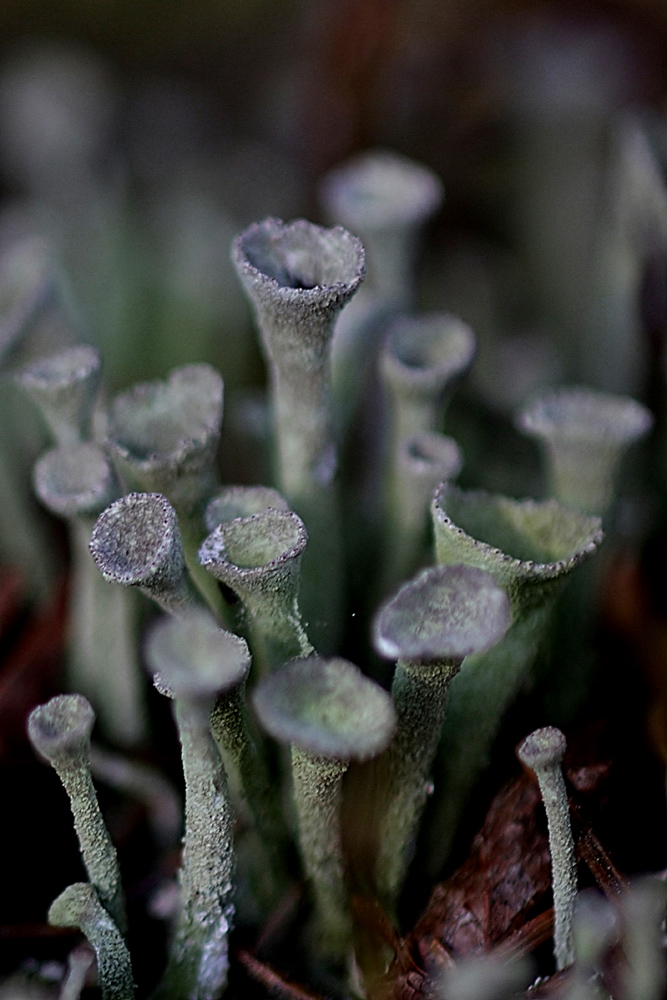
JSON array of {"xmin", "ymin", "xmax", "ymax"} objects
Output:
[
  {"xmin": 27, "ymin": 695, "xmax": 127, "ymax": 934},
  {"xmin": 154, "ymin": 696, "xmax": 235, "ymax": 1000},
  {"xmin": 517, "ymin": 726, "xmax": 576, "ymax": 971},
  {"xmin": 48, "ymin": 883, "xmax": 135, "ymax": 1000},
  {"xmin": 291, "ymin": 747, "xmax": 350, "ymax": 956},
  {"xmin": 379, "ymin": 658, "xmax": 461, "ymax": 906},
  {"xmin": 210, "ymin": 687, "xmax": 290, "ymax": 894}
]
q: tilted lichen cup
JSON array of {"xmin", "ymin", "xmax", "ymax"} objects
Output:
[
  {"xmin": 145, "ymin": 609, "xmax": 250, "ymax": 1000},
  {"xmin": 199, "ymin": 507, "xmax": 313, "ymax": 675},
  {"xmin": 231, "ymin": 217, "xmax": 365, "ymax": 648},
  {"xmin": 18, "ymin": 344, "xmax": 102, "ymax": 446},
  {"xmin": 426, "ymin": 483, "xmax": 604, "ymax": 871},
  {"xmin": 90, "ymin": 492, "xmax": 198, "ymax": 616},
  {"xmin": 372, "ymin": 563, "xmax": 511, "ymax": 908},
  {"xmin": 253, "ymin": 655, "xmax": 396, "ymax": 958},
  {"xmin": 33, "ymin": 443, "xmax": 145, "ymax": 747},
  {"xmin": 515, "ymin": 385, "xmax": 653, "ymax": 516}
]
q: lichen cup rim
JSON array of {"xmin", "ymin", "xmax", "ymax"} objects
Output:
[
  {"xmin": 204, "ymin": 485, "xmax": 290, "ymax": 533},
  {"xmin": 373, "ymin": 563, "xmax": 511, "ymax": 663},
  {"xmin": 319, "ymin": 148, "xmax": 444, "ymax": 228},
  {"xmin": 231, "ymin": 216, "xmax": 365, "ymax": 306},
  {"xmin": 432, "ymin": 483, "xmax": 604, "ymax": 584},
  {"xmin": 28, "ymin": 693, "xmax": 95, "ymax": 761},
  {"xmin": 400, "ymin": 431, "xmax": 463, "ymax": 479},
  {"xmin": 34, "ymin": 442, "xmax": 118, "ymax": 519},
  {"xmin": 145, "ymin": 608, "xmax": 251, "ymax": 699},
  {"xmin": 382, "ymin": 312, "xmax": 477, "ymax": 392},
  {"xmin": 18, "ymin": 343, "xmax": 101, "ymax": 390},
  {"xmin": 104, "ymin": 362, "xmax": 224, "ymax": 469},
  {"xmin": 199, "ymin": 507, "xmax": 308, "ymax": 583},
  {"xmin": 89, "ymin": 491, "xmax": 182, "ymax": 586},
  {"xmin": 252, "ymin": 655, "xmax": 396, "ymax": 762},
  {"xmin": 516, "ymin": 385, "xmax": 654, "ymax": 445}
]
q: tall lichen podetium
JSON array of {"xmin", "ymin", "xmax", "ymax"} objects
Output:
[
  {"xmin": 199, "ymin": 506, "xmax": 313, "ymax": 676},
  {"xmin": 89, "ymin": 492, "xmax": 199, "ymax": 617},
  {"xmin": 33, "ymin": 443, "xmax": 145, "ymax": 747},
  {"xmin": 372, "ymin": 564, "xmax": 511, "ymax": 911},
  {"xmin": 27, "ymin": 694, "xmax": 127, "ymax": 934},
  {"xmin": 253, "ymin": 656, "xmax": 396, "ymax": 960},
  {"xmin": 231, "ymin": 217, "xmax": 365, "ymax": 650},
  {"xmin": 145, "ymin": 610, "xmax": 249, "ymax": 1000},
  {"xmin": 104, "ymin": 363, "xmax": 226, "ymax": 617},
  {"xmin": 426, "ymin": 483, "xmax": 604, "ymax": 874},
  {"xmin": 516, "ymin": 727, "xmax": 577, "ymax": 971}
]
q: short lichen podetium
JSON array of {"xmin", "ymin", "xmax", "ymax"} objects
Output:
[
  {"xmin": 199, "ymin": 507, "xmax": 313, "ymax": 676},
  {"xmin": 104, "ymin": 363, "xmax": 225, "ymax": 615},
  {"xmin": 145, "ymin": 611, "xmax": 248, "ymax": 1000},
  {"xmin": 372, "ymin": 564, "xmax": 511, "ymax": 910},
  {"xmin": 319, "ymin": 150, "xmax": 443, "ymax": 424},
  {"xmin": 515, "ymin": 385, "xmax": 653, "ymax": 517},
  {"xmin": 17, "ymin": 344, "xmax": 102, "ymax": 446},
  {"xmin": 516, "ymin": 727, "xmax": 576, "ymax": 972},
  {"xmin": 48, "ymin": 883, "xmax": 135, "ymax": 1000},
  {"xmin": 426, "ymin": 484, "xmax": 604, "ymax": 872},
  {"xmin": 90, "ymin": 492, "xmax": 199, "ymax": 617},
  {"xmin": 381, "ymin": 430, "xmax": 463, "ymax": 595},
  {"xmin": 253, "ymin": 656, "xmax": 396, "ymax": 959},
  {"xmin": 380, "ymin": 312, "xmax": 476, "ymax": 455},
  {"xmin": 33, "ymin": 443, "xmax": 145, "ymax": 747},
  {"xmin": 231, "ymin": 217, "xmax": 365, "ymax": 649},
  {"xmin": 27, "ymin": 694, "xmax": 127, "ymax": 934}
]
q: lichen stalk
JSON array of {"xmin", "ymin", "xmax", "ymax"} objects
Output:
[
  {"xmin": 291, "ymin": 746, "xmax": 350, "ymax": 956},
  {"xmin": 48, "ymin": 883, "xmax": 135, "ymax": 1000},
  {"xmin": 517, "ymin": 727, "xmax": 576, "ymax": 971},
  {"xmin": 27, "ymin": 695, "xmax": 127, "ymax": 934},
  {"xmin": 156, "ymin": 695, "xmax": 235, "ymax": 1000},
  {"xmin": 379, "ymin": 658, "xmax": 461, "ymax": 905},
  {"xmin": 210, "ymin": 688, "xmax": 290, "ymax": 895}
]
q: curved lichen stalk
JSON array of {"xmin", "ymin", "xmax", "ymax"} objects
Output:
[{"xmin": 18, "ymin": 344, "xmax": 102, "ymax": 446}]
